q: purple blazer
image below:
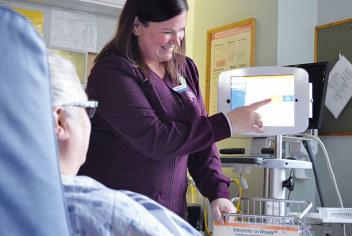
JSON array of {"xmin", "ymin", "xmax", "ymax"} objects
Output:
[{"xmin": 79, "ymin": 52, "xmax": 231, "ymax": 217}]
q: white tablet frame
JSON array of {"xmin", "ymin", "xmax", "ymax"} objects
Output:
[{"xmin": 218, "ymin": 67, "xmax": 310, "ymax": 136}]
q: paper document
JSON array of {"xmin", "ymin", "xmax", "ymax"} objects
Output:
[
  {"xmin": 325, "ymin": 55, "xmax": 352, "ymax": 119},
  {"xmin": 49, "ymin": 9, "xmax": 97, "ymax": 52}
]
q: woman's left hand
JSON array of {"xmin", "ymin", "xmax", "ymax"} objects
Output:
[{"xmin": 210, "ymin": 198, "xmax": 237, "ymax": 223}]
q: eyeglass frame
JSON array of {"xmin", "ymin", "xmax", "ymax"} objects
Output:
[{"xmin": 61, "ymin": 100, "xmax": 98, "ymax": 118}]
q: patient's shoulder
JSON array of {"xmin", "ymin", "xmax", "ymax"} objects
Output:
[
  {"xmin": 61, "ymin": 175, "xmax": 106, "ymax": 193},
  {"xmin": 62, "ymin": 175, "xmax": 173, "ymax": 235}
]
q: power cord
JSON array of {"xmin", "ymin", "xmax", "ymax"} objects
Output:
[
  {"xmin": 284, "ymin": 169, "xmax": 294, "ymax": 199},
  {"xmin": 293, "ymin": 134, "xmax": 351, "ymax": 236}
]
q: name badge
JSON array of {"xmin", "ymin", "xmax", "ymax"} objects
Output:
[{"xmin": 173, "ymin": 84, "xmax": 188, "ymax": 93}]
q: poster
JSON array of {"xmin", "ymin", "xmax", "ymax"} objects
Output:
[{"xmin": 206, "ymin": 19, "xmax": 255, "ymax": 115}]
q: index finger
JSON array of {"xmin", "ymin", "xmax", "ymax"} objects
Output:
[{"xmin": 248, "ymin": 98, "xmax": 271, "ymax": 110}]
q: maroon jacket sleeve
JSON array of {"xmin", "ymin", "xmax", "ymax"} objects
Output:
[
  {"xmin": 184, "ymin": 58, "xmax": 231, "ymax": 202},
  {"xmin": 86, "ymin": 54, "xmax": 231, "ymax": 160}
]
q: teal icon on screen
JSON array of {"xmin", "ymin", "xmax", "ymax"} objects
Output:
[{"xmin": 231, "ymin": 82, "xmax": 246, "ymax": 110}]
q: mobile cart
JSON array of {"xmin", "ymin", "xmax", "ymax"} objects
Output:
[{"xmin": 214, "ymin": 197, "xmax": 313, "ymax": 236}]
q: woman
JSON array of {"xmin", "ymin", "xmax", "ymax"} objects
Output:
[
  {"xmin": 49, "ymin": 53, "xmax": 200, "ymax": 236},
  {"xmin": 79, "ymin": 0, "xmax": 269, "ymax": 221}
]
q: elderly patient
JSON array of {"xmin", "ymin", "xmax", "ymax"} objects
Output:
[{"xmin": 48, "ymin": 54, "xmax": 200, "ymax": 236}]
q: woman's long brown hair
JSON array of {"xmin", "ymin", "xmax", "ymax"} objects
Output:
[{"xmin": 94, "ymin": 0, "xmax": 189, "ymax": 82}]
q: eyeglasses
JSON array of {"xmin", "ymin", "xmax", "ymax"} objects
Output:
[{"xmin": 62, "ymin": 100, "xmax": 98, "ymax": 118}]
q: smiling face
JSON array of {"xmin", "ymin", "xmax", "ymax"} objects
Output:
[{"xmin": 133, "ymin": 11, "xmax": 187, "ymax": 67}]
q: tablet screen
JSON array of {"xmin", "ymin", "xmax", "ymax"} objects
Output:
[{"xmin": 230, "ymin": 74, "xmax": 295, "ymax": 127}]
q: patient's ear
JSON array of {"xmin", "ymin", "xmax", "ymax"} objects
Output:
[{"xmin": 53, "ymin": 107, "xmax": 69, "ymax": 140}]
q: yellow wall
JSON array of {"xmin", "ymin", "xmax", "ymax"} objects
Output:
[
  {"xmin": 186, "ymin": 0, "xmax": 278, "ymax": 95},
  {"xmin": 186, "ymin": 0, "xmax": 253, "ymax": 164},
  {"xmin": 185, "ymin": 0, "xmax": 195, "ymax": 58},
  {"xmin": 184, "ymin": 0, "xmax": 275, "ymax": 200},
  {"xmin": 191, "ymin": 0, "xmax": 249, "ymax": 96}
]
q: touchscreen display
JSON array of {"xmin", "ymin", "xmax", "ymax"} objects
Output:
[{"xmin": 230, "ymin": 74, "xmax": 295, "ymax": 126}]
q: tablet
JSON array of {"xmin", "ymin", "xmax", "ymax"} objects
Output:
[{"xmin": 218, "ymin": 67, "xmax": 310, "ymax": 136}]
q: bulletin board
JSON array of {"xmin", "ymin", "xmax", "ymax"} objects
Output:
[
  {"xmin": 315, "ymin": 18, "xmax": 352, "ymax": 135},
  {"xmin": 11, "ymin": 4, "xmax": 99, "ymax": 88},
  {"xmin": 205, "ymin": 18, "xmax": 256, "ymax": 115}
]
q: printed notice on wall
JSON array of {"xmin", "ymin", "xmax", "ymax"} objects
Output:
[
  {"xmin": 325, "ymin": 55, "xmax": 352, "ymax": 119},
  {"xmin": 49, "ymin": 9, "xmax": 97, "ymax": 52}
]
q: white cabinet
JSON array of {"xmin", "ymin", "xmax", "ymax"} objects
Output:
[
  {"xmin": 18, "ymin": 0, "xmax": 126, "ymax": 16},
  {"xmin": 73, "ymin": 0, "xmax": 125, "ymax": 9}
]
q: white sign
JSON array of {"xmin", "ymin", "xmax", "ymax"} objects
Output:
[
  {"xmin": 50, "ymin": 9, "xmax": 97, "ymax": 52},
  {"xmin": 325, "ymin": 55, "xmax": 352, "ymax": 119},
  {"xmin": 213, "ymin": 222, "xmax": 301, "ymax": 236}
]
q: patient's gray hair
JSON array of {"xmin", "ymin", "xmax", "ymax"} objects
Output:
[{"xmin": 48, "ymin": 53, "xmax": 87, "ymax": 107}]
